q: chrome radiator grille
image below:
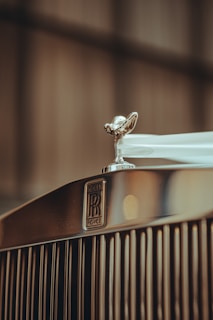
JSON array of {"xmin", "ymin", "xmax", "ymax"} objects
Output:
[{"xmin": 0, "ymin": 218, "xmax": 212, "ymax": 319}]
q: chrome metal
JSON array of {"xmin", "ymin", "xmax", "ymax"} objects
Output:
[
  {"xmin": 0, "ymin": 167, "xmax": 213, "ymax": 319},
  {"xmin": 108, "ymin": 236, "xmax": 114, "ymax": 319},
  {"xmin": 130, "ymin": 230, "xmax": 136, "ymax": 320},
  {"xmin": 99, "ymin": 235, "xmax": 106, "ymax": 320},
  {"xmin": 140, "ymin": 231, "xmax": 146, "ymax": 319},
  {"xmin": 77, "ymin": 238, "xmax": 82, "ymax": 320},
  {"xmin": 211, "ymin": 222, "xmax": 213, "ymax": 316},
  {"xmin": 181, "ymin": 222, "xmax": 189, "ymax": 320},
  {"xmin": 163, "ymin": 225, "xmax": 171, "ymax": 320},
  {"xmin": 91, "ymin": 236, "xmax": 96, "ymax": 319},
  {"xmin": 103, "ymin": 112, "xmax": 138, "ymax": 172},
  {"xmin": 26, "ymin": 247, "xmax": 32, "ymax": 319},
  {"xmin": 114, "ymin": 232, "xmax": 121, "ymax": 319},
  {"xmin": 124, "ymin": 233, "xmax": 130, "ymax": 320},
  {"xmin": 200, "ymin": 220, "xmax": 209, "ymax": 320},
  {"xmin": 174, "ymin": 227, "xmax": 181, "ymax": 320},
  {"xmin": 50, "ymin": 243, "xmax": 56, "ymax": 320},
  {"xmin": 15, "ymin": 249, "xmax": 21, "ymax": 319},
  {"xmin": 4, "ymin": 251, "xmax": 10, "ymax": 320},
  {"xmin": 146, "ymin": 227, "xmax": 153, "ymax": 320},
  {"xmin": 192, "ymin": 224, "xmax": 199, "ymax": 319},
  {"xmin": 63, "ymin": 240, "xmax": 69, "ymax": 320},
  {"xmin": 1, "ymin": 168, "xmax": 213, "ymax": 250},
  {"xmin": 157, "ymin": 229, "xmax": 163, "ymax": 320}
]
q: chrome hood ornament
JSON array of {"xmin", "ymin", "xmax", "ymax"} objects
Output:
[
  {"xmin": 103, "ymin": 112, "xmax": 213, "ymax": 172},
  {"xmin": 103, "ymin": 112, "xmax": 138, "ymax": 172}
]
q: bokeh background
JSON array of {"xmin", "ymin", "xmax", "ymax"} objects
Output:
[{"xmin": 1, "ymin": 0, "xmax": 213, "ymax": 212}]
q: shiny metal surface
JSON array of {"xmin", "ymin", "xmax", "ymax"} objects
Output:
[
  {"xmin": 0, "ymin": 167, "xmax": 213, "ymax": 319},
  {"xmin": 103, "ymin": 112, "xmax": 138, "ymax": 172},
  {"xmin": 0, "ymin": 219, "xmax": 212, "ymax": 319},
  {"xmin": 1, "ymin": 168, "xmax": 213, "ymax": 250}
]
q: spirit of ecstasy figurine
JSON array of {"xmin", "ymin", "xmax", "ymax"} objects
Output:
[
  {"xmin": 103, "ymin": 112, "xmax": 138, "ymax": 172},
  {"xmin": 104, "ymin": 112, "xmax": 213, "ymax": 172}
]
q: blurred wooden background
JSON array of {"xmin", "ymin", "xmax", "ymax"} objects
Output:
[{"xmin": 1, "ymin": 0, "xmax": 213, "ymax": 212}]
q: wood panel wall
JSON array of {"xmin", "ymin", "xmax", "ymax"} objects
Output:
[{"xmin": 0, "ymin": 0, "xmax": 213, "ymax": 211}]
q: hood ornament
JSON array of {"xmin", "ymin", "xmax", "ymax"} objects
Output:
[{"xmin": 103, "ymin": 112, "xmax": 138, "ymax": 172}]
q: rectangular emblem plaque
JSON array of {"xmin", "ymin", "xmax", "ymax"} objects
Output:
[{"xmin": 83, "ymin": 178, "xmax": 106, "ymax": 229}]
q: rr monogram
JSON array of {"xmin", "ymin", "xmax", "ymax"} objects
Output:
[
  {"xmin": 88, "ymin": 193, "xmax": 101, "ymax": 218},
  {"xmin": 83, "ymin": 179, "xmax": 106, "ymax": 229}
]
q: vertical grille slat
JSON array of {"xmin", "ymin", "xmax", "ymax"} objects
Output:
[
  {"xmin": 4, "ymin": 251, "xmax": 11, "ymax": 320},
  {"xmin": 146, "ymin": 227, "xmax": 153, "ymax": 320},
  {"xmin": 108, "ymin": 235, "xmax": 114, "ymax": 319},
  {"xmin": 38, "ymin": 245, "xmax": 44, "ymax": 319},
  {"xmin": 30, "ymin": 247, "xmax": 37, "ymax": 319},
  {"xmin": 63, "ymin": 240, "xmax": 69, "ymax": 320},
  {"xmin": 99, "ymin": 235, "xmax": 106, "ymax": 320},
  {"xmin": 54, "ymin": 244, "xmax": 60, "ymax": 319},
  {"xmin": 0, "ymin": 216, "xmax": 212, "ymax": 319},
  {"xmin": 67, "ymin": 241, "xmax": 73, "ymax": 319},
  {"xmin": 140, "ymin": 231, "xmax": 146, "ymax": 319},
  {"xmin": 49, "ymin": 243, "xmax": 56, "ymax": 320},
  {"xmin": 156, "ymin": 229, "xmax": 163, "ymax": 320},
  {"xmin": 210, "ymin": 222, "xmax": 213, "ymax": 318},
  {"xmin": 26, "ymin": 247, "xmax": 32, "ymax": 319},
  {"xmin": 130, "ymin": 230, "xmax": 136, "ymax": 320},
  {"xmin": 181, "ymin": 222, "xmax": 190, "ymax": 320},
  {"xmin": 8, "ymin": 251, "xmax": 15, "ymax": 320},
  {"xmin": 124, "ymin": 233, "xmax": 130, "ymax": 320},
  {"xmin": 90, "ymin": 236, "xmax": 96, "ymax": 319},
  {"xmin": 15, "ymin": 249, "xmax": 21, "ymax": 320},
  {"xmin": 200, "ymin": 220, "xmax": 209, "ymax": 320},
  {"xmin": 174, "ymin": 227, "xmax": 181, "ymax": 320},
  {"xmin": 81, "ymin": 239, "xmax": 86, "ymax": 319},
  {"xmin": 0, "ymin": 252, "xmax": 6, "ymax": 319},
  {"xmin": 114, "ymin": 232, "xmax": 121, "ymax": 319},
  {"xmin": 77, "ymin": 238, "xmax": 83, "ymax": 320},
  {"xmin": 163, "ymin": 225, "xmax": 171, "ymax": 320},
  {"xmin": 191, "ymin": 223, "xmax": 199, "ymax": 319},
  {"xmin": 43, "ymin": 245, "xmax": 49, "ymax": 319}
]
